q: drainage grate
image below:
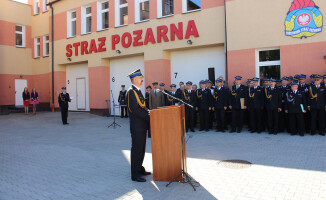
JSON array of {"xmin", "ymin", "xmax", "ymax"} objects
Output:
[{"xmin": 218, "ymin": 160, "xmax": 252, "ymax": 169}]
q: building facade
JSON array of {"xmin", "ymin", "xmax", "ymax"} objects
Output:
[{"xmin": 1, "ymin": 0, "xmax": 325, "ymax": 115}]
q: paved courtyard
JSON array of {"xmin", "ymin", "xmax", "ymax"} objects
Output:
[{"xmin": 0, "ymin": 112, "xmax": 325, "ymax": 200}]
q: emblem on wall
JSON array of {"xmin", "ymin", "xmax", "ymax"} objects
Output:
[{"xmin": 285, "ymin": 0, "xmax": 323, "ymax": 38}]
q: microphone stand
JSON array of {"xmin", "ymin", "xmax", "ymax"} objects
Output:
[
  {"xmin": 108, "ymin": 90, "xmax": 121, "ymax": 129},
  {"xmin": 161, "ymin": 90, "xmax": 199, "ymax": 191}
]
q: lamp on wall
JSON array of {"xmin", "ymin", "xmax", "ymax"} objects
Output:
[
  {"xmin": 19, "ymin": 75, "xmax": 23, "ymax": 78},
  {"xmin": 324, "ymin": 55, "xmax": 326, "ymax": 60},
  {"xmin": 116, "ymin": 50, "xmax": 121, "ymax": 54},
  {"xmin": 187, "ymin": 40, "xmax": 193, "ymax": 45},
  {"xmin": 67, "ymin": 57, "xmax": 71, "ymax": 61}
]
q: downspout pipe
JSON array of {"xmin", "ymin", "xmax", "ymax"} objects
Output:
[
  {"xmin": 47, "ymin": 0, "xmax": 61, "ymax": 112},
  {"xmin": 224, "ymin": 0, "xmax": 229, "ymax": 84}
]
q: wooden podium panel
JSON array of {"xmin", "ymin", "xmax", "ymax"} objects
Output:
[{"xmin": 150, "ymin": 105, "xmax": 186, "ymax": 182}]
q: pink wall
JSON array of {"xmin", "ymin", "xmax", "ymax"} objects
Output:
[
  {"xmin": 144, "ymin": 59, "xmax": 171, "ymax": 88},
  {"xmin": 88, "ymin": 66, "xmax": 110, "ymax": 109},
  {"xmin": 281, "ymin": 41, "xmax": 326, "ymax": 77},
  {"xmin": 227, "ymin": 48, "xmax": 256, "ymax": 86},
  {"xmin": 52, "ymin": 11, "xmax": 67, "ymax": 41}
]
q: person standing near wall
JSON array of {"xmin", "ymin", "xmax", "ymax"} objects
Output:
[
  {"xmin": 58, "ymin": 87, "xmax": 71, "ymax": 125},
  {"xmin": 22, "ymin": 87, "xmax": 30, "ymax": 115},
  {"xmin": 30, "ymin": 88, "xmax": 39, "ymax": 115},
  {"xmin": 126, "ymin": 69, "xmax": 151, "ymax": 182},
  {"xmin": 118, "ymin": 85, "xmax": 128, "ymax": 118}
]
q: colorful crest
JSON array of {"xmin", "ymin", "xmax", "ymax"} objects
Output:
[{"xmin": 285, "ymin": 0, "xmax": 323, "ymax": 38}]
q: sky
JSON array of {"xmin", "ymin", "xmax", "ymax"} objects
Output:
[{"xmin": 13, "ymin": 0, "xmax": 28, "ymax": 4}]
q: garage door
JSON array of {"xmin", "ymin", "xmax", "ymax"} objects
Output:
[
  {"xmin": 110, "ymin": 56, "xmax": 145, "ymax": 116},
  {"xmin": 171, "ymin": 46, "xmax": 225, "ymax": 86},
  {"xmin": 66, "ymin": 63, "xmax": 90, "ymax": 111}
]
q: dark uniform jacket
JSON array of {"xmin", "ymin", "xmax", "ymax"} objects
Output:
[
  {"xmin": 196, "ymin": 88, "xmax": 212, "ymax": 109},
  {"xmin": 307, "ymin": 84, "xmax": 326, "ymax": 109},
  {"xmin": 166, "ymin": 91, "xmax": 178, "ymax": 106},
  {"xmin": 118, "ymin": 90, "xmax": 127, "ymax": 105},
  {"xmin": 127, "ymin": 85, "xmax": 150, "ymax": 132},
  {"xmin": 145, "ymin": 92, "xmax": 150, "ymax": 109},
  {"xmin": 229, "ymin": 85, "xmax": 247, "ymax": 109},
  {"xmin": 58, "ymin": 93, "xmax": 70, "ymax": 108},
  {"xmin": 182, "ymin": 90, "xmax": 197, "ymax": 108},
  {"xmin": 298, "ymin": 83, "xmax": 309, "ymax": 93},
  {"xmin": 212, "ymin": 87, "xmax": 228, "ymax": 109},
  {"xmin": 247, "ymin": 86, "xmax": 264, "ymax": 109},
  {"xmin": 264, "ymin": 87, "xmax": 282, "ymax": 110},
  {"xmin": 284, "ymin": 90, "xmax": 307, "ymax": 113},
  {"xmin": 279, "ymin": 85, "xmax": 291, "ymax": 107}
]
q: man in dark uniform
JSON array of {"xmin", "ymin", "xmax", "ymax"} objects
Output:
[
  {"xmin": 265, "ymin": 79, "xmax": 282, "ymax": 135},
  {"xmin": 284, "ymin": 81, "xmax": 307, "ymax": 136},
  {"xmin": 58, "ymin": 86, "xmax": 71, "ymax": 125},
  {"xmin": 244, "ymin": 79, "xmax": 252, "ymax": 132},
  {"xmin": 307, "ymin": 75, "xmax": 326, "ymax": 136},
  {"xmin": 196, "ymin": 80, "xmax": 212, "ymax": 132},
  {"xmin": 212, "ymin": 79, "xmax": 228, "ymax": 132},
  {"xmin": 279, "ymin": 76, "xmax": 290, "ymax": 133},
  {"xmin": 229, "ymin": 76, "xmax": 247, "ymax": 133},
  {"xmin": 182, "ymin": 81, "xmax": 197, "ymax": 132},
  {"xmin": 175, "ymin": 81, "xmax": 184, "ymax": 98},
  {"xmin": 126, "ymin": 69, "xmax": 151, "ymax": 182},
  {"xmin": 298, "ymin": 74, "xmax": 310, "ymax": 133},
  {"xmin": 206, "ymin": 80, "xmax": 215, "ymax": 129},
  {"xmin": 118, "ymin": 85, "xmax": 128, "ymax": 118},
  {"xmin": 247, "ymin": 78, "xmax": 264, "ymax": 133},
  {"xmin": 166, "ymin": 84, "xmax": 178, "ymax": 106}
]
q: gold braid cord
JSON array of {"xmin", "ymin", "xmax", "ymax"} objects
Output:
[
  {"xmin": 128, "ymin": 90, "xmax": 146, "ymax": 113},
  {"xmin": 265, "ymin": 88, "xmax": 272, "ymax": 99},
  {"xmin": 213, "ymin": 91, "xmax": 218, "ymax": 100},
  {"xmin": 197, "ymin": 90, "xmax": 202, "ymax": 98},
  {"xmin": 167, "ymin": 94, "xmax": 173, "ymax": 102},
  {"xmin": 231, "ymin": 88, "xmax": 237, "ymax": 96},
  {"xmin": 309, "ymin": 86, "xmax": 318, "ymax": 100},
  {"xmin": 59, "ymin": 94, "xmax": 66, "ymax": 102},
  {"xmin": 183, "ymin": 92, "xmax": 190, "ymax": 101},
  {"xmin": 248, "ymin": 88, "xmax": 255, "ymax": 98}
]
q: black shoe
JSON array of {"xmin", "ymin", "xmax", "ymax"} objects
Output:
[
  {"xmin": 199, "ymin": 129, "xmax": 204, "ymax": 131},
  {"xmin": 191, "ymin": 129, "xmax": 195, "ymax": 132},
  {"xmin": 132, "ymin": 177, "xmax": 146, "ymax": 182},
  {"xmin": 299, "ymin": 133, "xmax": 304, "ymax": 137},
  {"xmin": 273, "ymin": 132, "xmax": 278, "ymax": 135},
  {"xmin": 205, "ymin": 129, "xmax": 209, "ymax": 132},
  {"xmin": 229, "ymin": 129, "xmax": 235, "ymax": 133},
  {"xmin": 311, "ymin": 132, "xmax": 316, "ymax": 136},
  {"xmin": 257, "ymin": 131, "xmax": 261, "ymax": 134},
  {"xmin": 140, "ymin": 171, "xmax": 151, "ymax": 175},
  {"xmin": 250, "ymin": 130, "xmax": 256, "ymax": 133},
  {"xmin": 319, "ymin": 133, "xmax": 325, "ymax": 136},
  {"xmin": 237, "ymin": 129, "xmax": 241, "ymax": 133}
]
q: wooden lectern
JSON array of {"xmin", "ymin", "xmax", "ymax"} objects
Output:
[{"xmin": 150, "ymin": 105, "xmax": 187, "ymax": 182}]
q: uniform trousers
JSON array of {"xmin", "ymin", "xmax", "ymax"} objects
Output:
[{"xmin": 131, "ymin": 130, "xmax": 147, "ymax": 179}]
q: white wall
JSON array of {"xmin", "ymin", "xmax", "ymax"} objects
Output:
[
  {"xmin": 66, "ymin": 63, "xmax": 90, "ymax": 111},
  {"xmin": 110, "ymin": 55, "xmax": 145, "ymax": 116},
  {"xmin": 170, "ymin": 46, "xmax": 225, "ymax": 86}
]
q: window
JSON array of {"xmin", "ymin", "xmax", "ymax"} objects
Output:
[
  {"xmin": 82, "ymin": 5, "xmax": 92, "ymax": 34},
  {"xmin": 42, "ymin": 0, "xmax": 48, "ymax": 12},
  {"xmin": 158, "ymin": 0, "xmax": 173, "ymax": 18},
  {"xmin": 182, "ymin": 0, "xmax": 201, "ymax": 13},
  {"xmin": 15, "ymin": 25, "xmax": 25, "ymax": 47},
  {"xmin": 34, "ymin": 37, "xmax": 40, "ymax": 58},
  {"xmin": 34, "ymin": 0, "xmax": 40, "ymax": 15},
  {"xmin": 135, "ymin": 0, "xmax": 149, "ymax": 22},
  {"xmin": 97, "ymin": 0, "xmax": 109, "ymax": 30},
  {"xmin": 115, "ymin": 0, "xmax": 128, "ymax": 26},
  {"xmin": 256, "ymin": 48, "xmax": 281, "ymax": 84},
  {"xmin": 43, "ymin": 35, "xmax": 49, "ymax": 57},
  {"xmin": 67, "ymin": 10, "xmax": 76, "ymax": 38}
]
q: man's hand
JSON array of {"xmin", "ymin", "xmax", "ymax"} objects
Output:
[
  {"xmin": 278, "ymin": 108, "xmax": 282, "ymax": 112},
  {"xmin": 308, "ymin": 107, "xmax": 311, "ymax": 111},
  {"xmin": 212, "ymin": 107, "xmax": 215, "ymax": 111},
  {"xmin": 224, "ymin": 106, "xmax": 227, "ymax": 110},
  {"xmin": 196, "ymin": 107, "xmax": 198, "ymax": 111},
  {"xmin": 285, "ymin": 110, "xmax": 288, "ymax": 113},
  {"xmin": 243, "ymin": 106, "xmax": 247, "ymax": 109},
  {"xmin": 209, "ymin": 107, "xmax": 211, "ymax": 111},
  {"xmin": 304, "ymin": 110, "xmax": 307, "ymax": 113},
  {"xmin": 229, "ymin": 106, "xmax": 232, "ymax": 110}
]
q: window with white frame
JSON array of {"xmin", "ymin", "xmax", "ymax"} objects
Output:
[
  {"xmin": 67, "ymin": 10, "xmax": 76, "ymax": 38},
  {"xmin": 158, "ymin": 0, "xmax": 173, "ymax": 18},
  {"xmin": 34, "ymin": 0, "xmax": 40, "ymax": 15},
  {"xmin": 42, "ymin": 0, "xmax": 48, "ymax": 12},
  {"xmin": 135, "ymin": 0, "xmax": 149, "ymax": 22},
  {"xmin": 82, "ymin": 5, "xmax": 92, "ymax": 34},
  {"xmin": 256, "ymin": 48, "xmax": 281, "ymax": 84},
  {"xmin": 97, "ymin": 0, "xmax": 109, "ymax": 30},
  {"xmin": 43, "ymin": 35, "xmax": 49, "ymax": 57},
  {"xmin": 34, "ymin": 37, "xmax": 40, "ymax": 58},
  {"xmin": 182, "ymin": 0, "xmax": 201, "ymax": 13},
  {"xmin": 115, "ymin": 0, "xmax": 128, "ymax": 26},
  {"xmin": 15, "ymin": 25, "xmax": 25, "ymax": 47}
]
